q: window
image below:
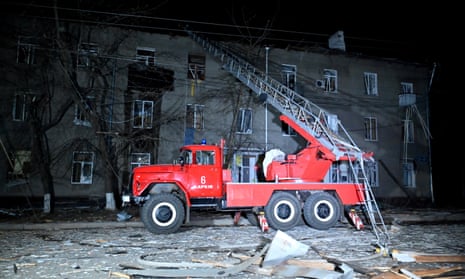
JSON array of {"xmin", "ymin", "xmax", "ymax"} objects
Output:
[
  {"xmin": 186, "ymin": 104, "xmax": 204, "ymax": 129},
  {"xmin": 401, "ymin": 82, "xmax": 413, "ymax": 94},
  {"xmin": 281, "ymin": 64, "xmax": 296, "ymax": 90},
  {"xmin": 187, "ymin": 53, "xmax": 206, "ymax": 80},
  {"xmin": 281, "ymin": 121, "xmax": 296, "ymax": 136},
  {"xmin": 136, "ymin": 47, "xmax": 156, "ymax": 66},
  {"xmin": 195, "ymin": 150, "xmax": 215, "ymax": 165},
  {"xmin": 77, "ymin": 42, "xmax": 99, "ymax": 67},
  {"xmin": 71, "ymin": 152, "xmax": 94, "ymax": 184},
  {"xmin": 73, "ymin": 97, "xmax": 94, "ymax": 127},
  {"xmin": 364, "ymin": 117, "xmax": 377, "ymax": 141},
  {"xmin": 236, "ymin": 108, "xmax": 252, "ymax": 134},
  {"xmin": 130, "ymin": 153, "xmax": 150, "ymax": 172},
  {"xmin": 133, "ymin": 100, "xmax": 153, "ymax": 129},
  {"xmin": 233, "ymin": 153, "xmax": 259, "ymax": 182},
  {"xmin": 365, "ymin": 160, "xmax": 379, "ymax": 187},
  {"xmin": 12, "ymin": 91, "xmax": 34, "ymax": 121},
  {"xmin": 323, "ymin": 69, "xmax": 337, "ymax": 93},
  {"xmin": 364, "ymin": 72, "xmax": 378, "ymax": 96},
  {"xmin": 402, "ymin": 119, "xmax": 414, "ymax": 143},
  {"xmin": 17, "ymin": 37, "xmax": 38, "ymax": 64},
  {"xmin": 179, "ymin": 149, "xmax": 193, "ymax": 165},
  {"xmin": 402, "ymin": 160, "xmax": 416, "ymax": 187}
]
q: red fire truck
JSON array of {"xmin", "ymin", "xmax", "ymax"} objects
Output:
[{"xmin": 122, "ymin": 115, "xmax": 373, "ymax": 235}]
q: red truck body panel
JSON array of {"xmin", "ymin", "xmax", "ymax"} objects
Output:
[{"xmin": 225, "ymin": 182, "xmax": 366, "ymax": 207}]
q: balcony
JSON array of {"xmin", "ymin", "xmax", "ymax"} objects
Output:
[{"xmin": 399, "ymin": 93, "xmax": 416, "ymax": 107}]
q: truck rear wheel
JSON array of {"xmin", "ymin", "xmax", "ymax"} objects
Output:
[
  {"xmin": 264, "ymin": 192, "xmax": 301, "ymax": 231},
  {"xmin": 303, "ymin": 192, "xmax": 340, "ymax": 230},
  {"xmin": 140, "ymin": 193, "xmax": 185, "ymax": 234}
]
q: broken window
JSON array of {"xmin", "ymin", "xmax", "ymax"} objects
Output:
[
  {"xmin": 364, "ymin": 117, "xmax": 377, "ymax": 141},
  {"xmin": 130, "ymin": 153, "xmax": 151, "ymax": 172},
  {"xmin": 12, "ymin": 90, "xmax": 34, "ymax": 121},
  {"xmin": 186, "ymin": 104, "xmax": 204, "ymax": 130},
  {"xmin": 236, "ymin": 108, "xmax": 252, "ymax": 134},
  {"xmin": 187, "ymin": 53, "xmax": 206, "ymax": 80},
  {"xmin": 281, "ymin": 64, "xmax": 296, "ymax": 90},
  {"xmin": 9, "ymin": 150, "xmax": 31, "ymax": 178},
  {"xmin": 365, "ymin": 160, "xmax": 379, "ymax": 187},
  {"xmin": 71, "ymin": 151, "xmax": 94, "ymax": 184},
  {"xmin": 73, "ymin": 96, "xmax": 94, "ymax": 127},
  {"xmin": 77, "ymin": 42, "xmax": 99, "ymax": 68},
  {"xmin": 322, "ymin": 69, "xmax": 337, "ymax": 93},
  {"xmin": 133, "ymin": 100, "xmax": 153, "ymax": 129},
  {"xmin": 281, "ymin": 121, "xmax": 296, "ymax": 136},
  {"xmin": 400, "ymin": 82, "xmax": 413, "ymax": 94},
  {"xmin": 17, "ymin": 37, "xmax": 38, "ymax": 64},
  {"xmin": 402, "ymin": 160, "xmax": 416, "ymax": 188},
  {"xmin": 136, "ymin": 47, "xmax": 156, "ymax": 66},
  {"xmin": 364, "ymin": 72, "xmax": 378, "ymax": 96}
]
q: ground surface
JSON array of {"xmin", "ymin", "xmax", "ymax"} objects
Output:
[{"xmin": 1, "ymin": 205, "xmax": 465, "ymax": 279}]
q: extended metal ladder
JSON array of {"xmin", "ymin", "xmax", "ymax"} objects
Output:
[{"xmin": 186, "ymin": 30, "xmax": 390, "ymax": 249}]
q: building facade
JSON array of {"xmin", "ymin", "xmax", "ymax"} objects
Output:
[{"xmin": 0, "ymin": 16, "xmax": 434, "ymax": 207}]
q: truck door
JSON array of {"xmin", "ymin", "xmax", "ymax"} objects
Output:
[{"xmin": 187, "ymin": 149, "xmax": 222, "ymax": 197}]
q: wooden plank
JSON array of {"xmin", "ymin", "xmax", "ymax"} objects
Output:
[
  {"xmin": 371, "ymin": 270, "xmax": 410, "ymax": 279},
  {"xmin": 413, "ymin": 254, "xmax": 465, "ymax": 263},
  {"xmin": 285, "ymin": 259, "xmax": 335, "ymax": 270},
  {"xmin": 412, "ymin": 266, "xmax": 464, "ymax": 276}
]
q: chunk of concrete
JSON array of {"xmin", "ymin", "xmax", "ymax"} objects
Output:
[{"xmin": 262, "ymin": 230, "xmax": 309, "ymax": 267}]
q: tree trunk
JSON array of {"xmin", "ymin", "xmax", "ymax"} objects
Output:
[{"xmin": 31, "ymin": 119, "xmax": 55, "ymax": 214}]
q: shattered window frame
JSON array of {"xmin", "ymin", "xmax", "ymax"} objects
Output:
[
  {"xmin": 77, "ymin": 42, "xmax": 99, "ymax": 68},
  {"xmin": 364, "ymin": 72, "xmax": 378, "ymax": 96},
  {"xmin": 71, "ymin": 151, "xmax": 94, "ymax": 184},
  {"xmin": 12, "ymin": 90, "xmax": 34, "ymax": 121},
  {"xmin": 236, "ymin": 108, "xmax": 253, "ymax": 134},
  {"xmin": 364, "ymin": 116, "xmax": 378, "ymax": 141},
  {"xmin": 136, "ymin": 47, "xmax": 156, "ymax": 66},
  {"xmin": 16, "ymin": 36, "xmax": 38, "ymax": 65},
  {"xmin": 133, "ymin": 100, "xmax": 154, "ymax": 129},
  {"xmin": 130, "ymin": 153, "xmax": 151, "ymax": 172},
  {"xmin": 186, "ymin": 104, "xmax": 204, "ymax": 130}
]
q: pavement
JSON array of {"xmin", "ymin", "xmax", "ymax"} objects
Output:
[
  {"xmin": 1, "ymin": 206, "xmax": 465, "ymax": 279},
  {"xmin": 1, "ymin": 206, "xmax": 465, "ymax": 231}
]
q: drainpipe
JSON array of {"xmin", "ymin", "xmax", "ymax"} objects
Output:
[
  {"xmin": 265, "ymin": 46, "xmax": 270, "ymax": 150},
  {"xmin": 426, "ymin": 63, "xmax": 436, "ymax": 204}
]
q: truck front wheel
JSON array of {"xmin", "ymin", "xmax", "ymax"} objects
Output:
[
  {"xmin": 264, "ymin": 192, "xmax": 301, "ymax": 231},
  {"xmin": 303, "ymin": 192, "xmax": 341, "ymax": 230},
  {"xmin": 141, "ymin": 193, "xmax": 185, "ymax": 234}
]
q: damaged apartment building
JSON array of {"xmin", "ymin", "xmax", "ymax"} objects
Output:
[{"xmin": 0, "ymin": 15, "xmax": 434, "ymax": 209}]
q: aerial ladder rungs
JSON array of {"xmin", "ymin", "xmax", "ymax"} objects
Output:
[{"xmin": 186, "ymin": 28, "xmax": 390, "ymax": 249}]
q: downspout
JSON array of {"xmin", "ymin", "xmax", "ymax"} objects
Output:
[{"xmin": 426, "ymin": 63, "xmax": 436, "ymax": 204}]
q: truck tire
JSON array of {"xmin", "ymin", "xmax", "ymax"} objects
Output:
[
  {"xmin": 264, "ymin": 192, "xmax": 301, "ymax": 231},
  {"xmin": 140, "ymin": 193, "xmax": 185, "ymax": 234},
  {"xmin": 303, "ymin": 192, "xmax": 341, "ymax": 230}
]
